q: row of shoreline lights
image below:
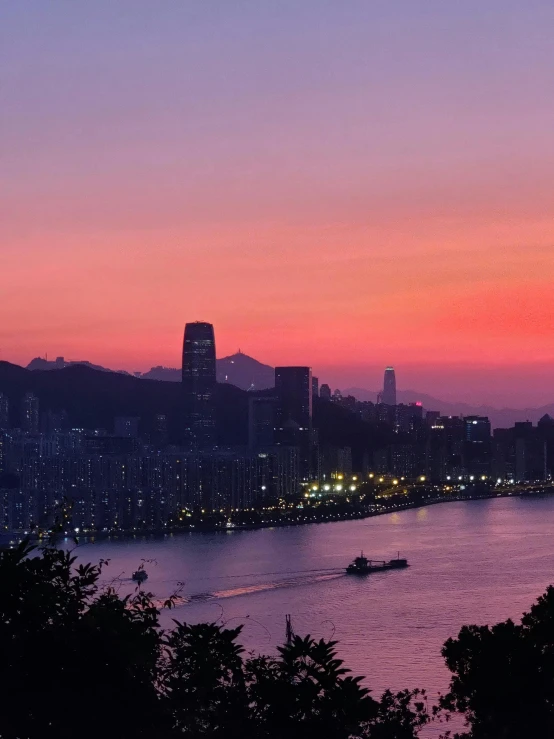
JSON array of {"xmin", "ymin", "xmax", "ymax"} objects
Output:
[{"xmin": 309, "ymin": 473, "xmax": 490, "ymax": 493}]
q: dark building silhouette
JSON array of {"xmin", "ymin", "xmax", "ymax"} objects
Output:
[
  {"xmin": 275, "ymin": 367, "xmax": 312, "ymax": 429},
  {"xmin": 0, "ymin": 394, "xmax": 9, "ymax": 430},
  {"xmin": 275, "ymin": 366, "xmax": 313, "ymax": 480},
  {"xmin": 153, "ymin": 414, "xmax": 168, "ymax": 448},
  {"xmin": 319, "ymin": 383, "xmax": 331, "ymax": 401},
  {"xmin": 396, "ymin": 403, "xmax": 423, "ymax": 433},
  {"xmin": 248, "ymin": 396, "xmax": 276, "ymax": 450},
  {"xmin": 464, "ymin": 416, "xmax": 491, "ymax": 477},
  {"xmin": 21, "ymin": 392, "xmax": 39, "ymax": 434},
  {"xmin": 114, "ymin": 416, "xmax": 140, "ymax": 438},
  {"xmin": 425, "ymin": 415, "xmax": 465, "ymax": 481},
  {"xmin": 40, "ymin": 409, "xmax": 68, "ymax": 435},
  {"xmin": 182, "ymin": 321, "xmax": 216, "ymax": 449},
  {"xmin": 382, "ymin": 366, "xmax": 396, "ymax": 406},
  {"xmin": 312, "ymin": 376, "xmax": 319, "ymax": 399}
]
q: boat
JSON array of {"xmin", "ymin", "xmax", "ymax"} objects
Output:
[
  {"xmin": 132, "ymin": 569, "xmax": 148, "ymax": 583},
  {"xmin": 346, "ymin": 552, "xmax": 408, "ymax": 574}
]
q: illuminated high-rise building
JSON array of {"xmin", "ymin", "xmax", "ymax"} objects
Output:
[
  {"xmin": 182, "ymin": 322, "xmax": 216, "ymax": 449},
  {"xmin": 382, "ymin": 367, "xmax": 397, "ymax": 406}
]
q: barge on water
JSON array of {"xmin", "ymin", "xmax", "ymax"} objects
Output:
[{"xmin": 346, "ymin": 552, "xmax": 408, "ymax": 575}]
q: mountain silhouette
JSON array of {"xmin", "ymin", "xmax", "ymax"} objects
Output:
[
  {"xmin": 24, "ymin": 354, "xmax": 553, "ymax": 428},
  {"xmin": 2, "ymin": 361, "xmax": 385, "ymax": 465}
]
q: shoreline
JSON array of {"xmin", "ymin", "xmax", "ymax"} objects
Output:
[
  {"xmin": 8, "ymin": 487, "xmax": 552, "ymax": 547},
  {"xmin": 65, "ymin": 487, "xmax": 554, "ymax": 544}
]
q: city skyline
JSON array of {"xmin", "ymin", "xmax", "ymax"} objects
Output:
[
  {"xmin": 3, "ymin": 341, "xmax": 554, "ymax": 410},
  {"xmin": 3, "ymin": 2, "xmax": 554, "ymax": 406}
]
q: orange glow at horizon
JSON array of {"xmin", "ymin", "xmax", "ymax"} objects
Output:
[
  {"xmin": 3, "ymin": 213, "xmax": 554, "ymax": 393},
  {"xmin": 3, "ymin": 2, "xmax": 554, "ymax": 406}
]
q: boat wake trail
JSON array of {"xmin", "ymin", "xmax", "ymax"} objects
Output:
[{"xmin": 180, "ymin": 573, "xmax": 342, "ymax": 606}]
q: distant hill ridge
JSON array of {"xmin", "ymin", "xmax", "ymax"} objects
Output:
[
  {"xmin": 0, "ymin": 361, "xmax": 383, "ymax": 466},
  {"xmin": 23, "ymin": 353, "xmax": 554, "ymax": 428},
  {"xmin": 26, "ymin": 351, "xmax": 275, "ymax": 390}
]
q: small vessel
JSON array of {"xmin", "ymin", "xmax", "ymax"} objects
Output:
[
  {"xmin": 132, "ymin": 569, "xmax": 148, "ymax": 583},
  {"xmin": 346, "ymin": 552, "xmax": 408, "ymax": 574}
]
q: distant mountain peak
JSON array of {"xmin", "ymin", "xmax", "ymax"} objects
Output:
[{"xmin": 217, "ymin": 352, "xmax": 274, "ymax": 390}]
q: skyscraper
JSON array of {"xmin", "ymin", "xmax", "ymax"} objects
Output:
[
  {"xmin": 382, "ymin": 367, "xmax": 397, "ymax": 406},
  {"xmin": 275, "ymin": 367, "xmax": 313, "ymax": 480},
  {"xmin": 464, "ymin": 416, "xmax": 492, "ymax": 478},
  {"xmin": 21, "ymin": 392, "xmax": 39, "ymax": 434},
  {"xmin": 275, "ymin": 367, "xmax": 312, "ymax": 429},
  {"xmin": 182, "ymin": 322, "xmax": 216, "ymax": 449}
]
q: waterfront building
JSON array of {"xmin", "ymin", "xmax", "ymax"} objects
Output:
[
  {"xmin": 464, "ymin": 416, "xmax": 492, "ymax": 478},
  {"xmin": 425, "ymin": 416, "xmax": 465, "ymax": 481}
]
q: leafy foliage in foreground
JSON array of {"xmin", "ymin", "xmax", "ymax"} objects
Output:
[
  {"xmin": 440, "ymin": 585, "xmax": 554, "ymax": 739},
  {"xmin": 0, "ymin": 541, "xmax": 428, "ymax": 739},
  {"xmin": 6, "ymin": 540, "xmax": 554, "ymax": 739}
]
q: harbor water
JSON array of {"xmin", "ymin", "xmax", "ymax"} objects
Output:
[{"xmin": 77, "ymin": 495, "xmax": 554, "ymax": 722}]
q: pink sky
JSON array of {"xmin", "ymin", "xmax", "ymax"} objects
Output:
[{"xmin": 2, "ymin": 2, "xmax": 554, "ymax": 406}]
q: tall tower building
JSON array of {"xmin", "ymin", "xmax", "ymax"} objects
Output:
[
  {"xmin": 275, "ymin": 367, "xmax": 312, "ymax": 429},
  {"xmin": 21, "ymin": 391, "xmax": 39, "ymax": 434},
  {"xmin": 382, "ymin": 367, "xmax": 397, "ymax": 406},
  {"xmin": 182, "ymin": 321, "xmax": 216, "ymax": 449},
  {"xmin": 275, "ymin": 367, "xmax": 313, "ymax": 480}
]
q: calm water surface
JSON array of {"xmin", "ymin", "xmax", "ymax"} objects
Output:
[{"xmin": 78, "ymin": 497, "xmax": 554, "ymax": 705}]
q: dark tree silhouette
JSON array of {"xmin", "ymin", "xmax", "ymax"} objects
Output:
[
  {"xmin": 0, "ymin": 541, "xmax": 428, "ymax": 739},
  {"xmin": 440, "ymin": 585, "xmax": 554, "ymax": 738}
]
